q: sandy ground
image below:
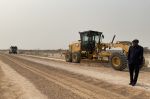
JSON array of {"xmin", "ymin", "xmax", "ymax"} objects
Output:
[
  {"xmin": 144, "ymin": 54, "xmax": 150, "ymax": 67},
  {"xmin": 0, "ymin": 60, "xmax": 48, "ymax": 99},
  {"xmin": 0, "ymin": 54, "xmax": 150, "ymax": 99},
  {"xmin": 18, "ymin": 55, "xmax": 150, "ymax": 91}
]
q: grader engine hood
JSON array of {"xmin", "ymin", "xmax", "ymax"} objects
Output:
[
  {"xmin": 116, "ymin": 41, "xmax": 132, "ymax": 45},
  {"xmin": 111, "ymin": 41, "xmax": 132, "ymax": 55}
]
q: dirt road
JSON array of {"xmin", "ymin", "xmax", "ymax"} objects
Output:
[{"xmin": 0, "ymin": 54, "xmax": 150, "ymax": 99}]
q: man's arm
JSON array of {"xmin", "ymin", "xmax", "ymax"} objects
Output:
[
  {"xmin": 128, "ymin": 46, "xmax": 131, "ymax": 60},
  {"xmin": 139, "ymin": 46, "xmax": 144, "ymax": 65},
  {"xmin": 140, "ymin": 47, "xmax": 144, "ymax": 59}
]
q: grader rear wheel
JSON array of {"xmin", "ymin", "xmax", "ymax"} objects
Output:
[{"xmin": 110, "ymin": 52, "xmax": 127, "ymax": 71}]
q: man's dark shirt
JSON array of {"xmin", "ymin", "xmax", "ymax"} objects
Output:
[{"xmin": 128, "ymin": 45, "xmax": 144, "ymax": 65}]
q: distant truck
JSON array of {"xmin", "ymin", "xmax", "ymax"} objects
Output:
[{"xmin": 9, "ymin": 46, "xmax": 18, "ymax": 54}]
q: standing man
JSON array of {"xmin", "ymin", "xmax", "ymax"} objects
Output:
[{"xmin": 128, "ymin": 39, "xmax": 144, "ymax": 86}]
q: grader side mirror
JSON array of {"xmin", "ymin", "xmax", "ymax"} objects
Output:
[{"xmin": 102, "ymin": 34, "xmax": 104, "ymax": 39}]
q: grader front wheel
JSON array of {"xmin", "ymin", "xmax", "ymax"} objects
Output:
[
  {"xmin": 110, "ymin": 52, "xmax": 127, "ymax": 71},
  {"xmin": 65, "ymin": 52, "xmax": 72, "ymax": 62},
  {"xmin": 72, "ymin": 52, "xmax": 81, "ymax": 63}
]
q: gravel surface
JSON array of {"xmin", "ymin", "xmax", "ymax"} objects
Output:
[
  {"xmin": 0, "ymin": 61, "xmax": 48, "ymax": 99},
  {"xmin": 0, "ymin": 54, "xmax": 150, "ymax": 99},
  {"xmin": 18, "ymin": 54, "xmax": 150, "ymax": 91}
]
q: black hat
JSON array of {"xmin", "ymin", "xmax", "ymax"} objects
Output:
[{"xmin": 132, "ymin": 39, "xmax": 139, "ymax": 43}]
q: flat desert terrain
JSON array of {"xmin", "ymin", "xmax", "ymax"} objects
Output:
[{"xmin": 0, "ymin": 52, "xmax": 150, "ymax": 99}]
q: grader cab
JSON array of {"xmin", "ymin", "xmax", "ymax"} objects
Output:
[{"xmin": 65, "ymin": 30, "xmax": 135, "ymax": 71}]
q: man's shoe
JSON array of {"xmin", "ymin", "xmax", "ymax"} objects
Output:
[
  {"xmin": 129, "ymin": 82, "xmax": 132, "ymax": 85},
  {"xmin": 132, "ymin": 82, "xmax": 136, "ymax": 86}
]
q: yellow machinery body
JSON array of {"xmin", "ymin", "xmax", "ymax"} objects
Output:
[
  {"xmin": 69, "ymin": 41, "xmax": 131, "ymax": 60},
  {"xmin": 65, "ymin": 30, "xmax": 144, "ymax": 71}
]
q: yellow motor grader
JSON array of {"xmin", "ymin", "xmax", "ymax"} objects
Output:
[{"xmin": 65, "ymin": 30, "xmax": 143, "ymax": 71}]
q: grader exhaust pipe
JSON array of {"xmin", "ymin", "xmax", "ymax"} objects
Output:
[
  {"xmin": 111, "ymin": 35, "xmax": 116, "ymax": 44},
  {"xmin": 109, "ymin": 35, "xmax": 116, "ymax": 49}
]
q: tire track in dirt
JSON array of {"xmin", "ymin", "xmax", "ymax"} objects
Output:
[
  {"xmin": 2, "ymin": 54, "xmax": 127, "ymax": 99},
  {"xmin": 1, "ymin": 54, "xmax": 150, "ymax": 99},
  {"xmin": 0, "ymin": 61, "xmax": 48, "ymax": 99}
]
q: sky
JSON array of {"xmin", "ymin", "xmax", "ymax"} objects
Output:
[{"xmin": 0, "ymin": 0, "xmax": 150, "ymax": 49}]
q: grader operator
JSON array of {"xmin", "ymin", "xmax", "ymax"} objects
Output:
[{"xmin": 65, "ymin": 30, "xmax": 140, "ymax": 71}]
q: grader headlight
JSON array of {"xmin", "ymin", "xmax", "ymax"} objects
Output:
[{"xmin": 75, "ymin": 43, "xmax": 79, "ymax": 47}]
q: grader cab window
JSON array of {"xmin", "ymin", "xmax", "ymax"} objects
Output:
[
  {"xmin": 95, "ymin": 35, "xmax": 100, "ymax": 44},
  {"xmin": 82, "ymin": 34, "xmax": 88, "ymax": 42},
  {"xmin": 80, "ymin": 31, "xmax": 102, "ymax": 52}
]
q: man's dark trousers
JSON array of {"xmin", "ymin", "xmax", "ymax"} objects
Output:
[{"xmin": 129, "ymin": 63, "xmax": 140, "ymax": 84}]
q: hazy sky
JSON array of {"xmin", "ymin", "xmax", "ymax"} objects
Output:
[{"xmin": 0, "ymin": 0, "xmax": 150, "ymax": 49}]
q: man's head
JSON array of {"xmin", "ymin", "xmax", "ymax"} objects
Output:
[{"xmin": 132, "ymin": 39, "xmax": 139, "ymax": 46}]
